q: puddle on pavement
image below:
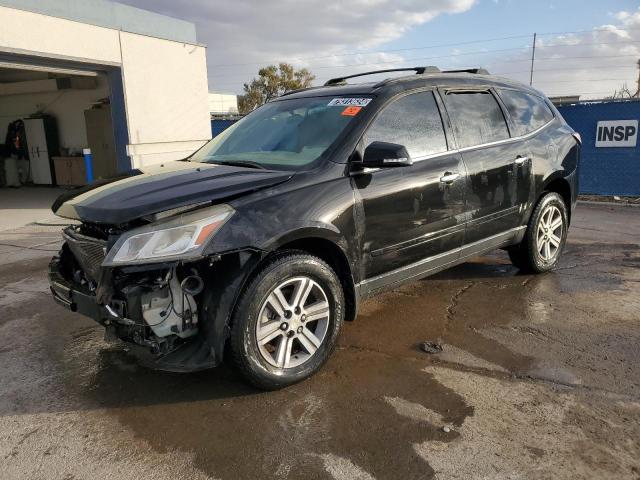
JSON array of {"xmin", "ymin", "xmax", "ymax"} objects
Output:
[
  {"xmin": 51, "ymin": 250, "xmax": 559, "ymax": 479},
  {"xmin": 3, "ymin": 238, "xmax": 638, "ymax": 479},
  {"xmin": 348, "ymin": 253, "xmax": 537, "ymax": 376},
  {"xmin": 56, "ymin": 341, "xmax": 471, "ymax": 480}
]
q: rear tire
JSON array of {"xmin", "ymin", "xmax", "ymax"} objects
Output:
[
  {"xmin": 229, "ymin": 252, "xmax": 344, "ymax": 390},
  {"xmin": 508, "ymin": 192, "xmax": 568, "ymax": 273}
]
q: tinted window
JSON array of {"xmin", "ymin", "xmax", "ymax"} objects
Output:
[
  {"xmin": 498, "ymin": 89, "xmax": 555, "ymax": 136},
  {"xmin": 364, "ymin": 91, "xmax": 447, "ymax": 159},
  {"xmin": 443, "ymin": 91, "xmax": 510, "ymax": 149}
]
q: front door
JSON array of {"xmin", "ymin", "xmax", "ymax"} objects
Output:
[
  {"xmin": 440, "ymin": 88, "xmax": 528, "ymax": 245},
  {"xmin": 354, "ymin": 90, "xmax": 466, "ymax": 280}
]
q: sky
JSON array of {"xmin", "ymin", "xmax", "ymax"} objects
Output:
[{"xmin": 118, "ymin": 0, "xmax": 640, "ymax": 99}]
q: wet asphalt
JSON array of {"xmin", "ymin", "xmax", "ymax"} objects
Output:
[{"xmin": 0, "ymin": 203, "xmax": 639, "ymax": 480}]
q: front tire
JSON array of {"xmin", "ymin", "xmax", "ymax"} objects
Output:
[
  {"xmin": 509, "ymin": 192, "xmax": 568, "ymax": 273},
  {"xmin": 229, "ymin": 252, "xmax": 344, "ymax": 390}
]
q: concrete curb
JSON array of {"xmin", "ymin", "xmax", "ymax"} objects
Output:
[{"xmin": 578, "ymin": 200, "xmax": 640, "ymax": 208}]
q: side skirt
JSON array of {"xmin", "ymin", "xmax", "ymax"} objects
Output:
[{"xmin": 356, "ymin": 226, "xmax": 526, "ymax": 298}]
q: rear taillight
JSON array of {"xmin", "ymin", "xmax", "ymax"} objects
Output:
[{"xmin": 572, "ymin": 132, "xmax": 582, "ymax": 145}]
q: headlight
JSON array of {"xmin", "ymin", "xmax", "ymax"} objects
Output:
[{"xmin": 103, "ymin": 204, "xmax": 234, "ymax": 266}]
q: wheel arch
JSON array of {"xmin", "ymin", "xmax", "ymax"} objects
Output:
[
  {"xmin": 273, "ymin": 236, "xmax": 358, "ymax": 322},
  {"xmin": 541, "ymin": 175, "xmax": 573, "ymax": 224}
]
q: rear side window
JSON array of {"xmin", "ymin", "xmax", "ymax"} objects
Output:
[
  {"xmin": 443, "ymin": 91, "xmax": 510, "ymax": 149},
  {"xmin": 498, "ymin": 89, "xmax": 555, "ymax": 136},
  {"xmin": 364, "ymin": 91, "xmax": 447, "ymax": 159}
]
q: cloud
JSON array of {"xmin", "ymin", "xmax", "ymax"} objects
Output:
[
  {"xmin": 116, "ymin": 0, "xmax": 476, "ymax": 92},
  {"xmin": 481, "ymin": 9, "xmax": 640, "ymax": 99},
  {"xmin": 118, "ymin": 1, "xmax": 640, "ymax": 100}
]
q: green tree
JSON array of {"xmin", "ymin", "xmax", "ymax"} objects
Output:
[{"xmin": 237, "ymin": 63, "xmax": 315, "ymax": 114}]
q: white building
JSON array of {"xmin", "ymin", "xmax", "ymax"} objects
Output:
[
  {"xmin": 0, "ymin": 0, "xmax": 211, "ymax": 190},
  {"xmin": 209, "ymin": 92, "xmax": 239, "ymax": 116}
]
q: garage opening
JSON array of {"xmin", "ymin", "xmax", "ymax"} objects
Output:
[{"xmin": 0, "ymin": 61, "xmax": 128, "ymax": 229}]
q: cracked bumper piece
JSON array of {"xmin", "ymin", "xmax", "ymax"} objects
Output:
[{"xmin": 49, "ymin": 257, "xmax": 106, "ymax": 321}]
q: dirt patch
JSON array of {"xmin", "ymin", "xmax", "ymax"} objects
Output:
[{"xmin": 416, "ymin": 366, "xmax": 640, "ymax": 480}]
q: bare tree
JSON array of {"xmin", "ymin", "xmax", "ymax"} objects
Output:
[
  {"xmin": 609, "ymin": 59, "xmax": 640, "ymax": 99},
  {"xmin": 608, "ymin": 82, "xmax": 634, "ymax": 100}
]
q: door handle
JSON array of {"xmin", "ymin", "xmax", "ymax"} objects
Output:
[
  {"xmin": 514, "ymin": 156, "xmax": 529, "ymax": 166},
  {"xmin": 439, "ymin": 172, "xmax": 460, "ymax": 184}
]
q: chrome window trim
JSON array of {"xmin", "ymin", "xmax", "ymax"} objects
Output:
[
  {"xmin": 409, "ymin": 117, "xmax": 553, "ymax": 163},
  {"xmin": 357, "ymin": 117, "xmax": 553, "ymax": 172},
  {"xmin": 456, "ymin": 118, "xmax": 553, "ymax": 153},
  {"xmin": 353, "ymin": 87, "xmax": 555, "ymax": 171}
]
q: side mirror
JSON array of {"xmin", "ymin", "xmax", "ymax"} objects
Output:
[{"xmin": 362, "ymin": 142, "xmax": 412, "ymax": 168}]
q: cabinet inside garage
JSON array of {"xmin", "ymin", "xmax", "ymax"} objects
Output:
[{"xmin": 0, "ymin": 66, "xmax": 117, "ymax": 190}]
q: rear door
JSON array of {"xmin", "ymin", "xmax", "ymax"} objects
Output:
[
  {"xmin": 440, "ymin": 88, "xmax": 529, "ymax": 245},
  {"xmin": 354, "ymin": 90, "xmax": 466, "ymax": 280},
  {"xmin": 496, "ymin": 88, "xmax": 557, "ymax": 223}
]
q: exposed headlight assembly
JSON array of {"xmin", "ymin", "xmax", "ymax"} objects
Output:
[{"xmin": 103, "ymin": 204, "xmax": 234, "ymax": 266}]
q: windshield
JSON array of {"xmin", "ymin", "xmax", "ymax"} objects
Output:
[{"xmin": 190, "ymin": 96, "xmax": 371, "ymax": 170}]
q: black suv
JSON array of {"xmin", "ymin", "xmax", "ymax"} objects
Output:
[{"xmin": 49, "ymin": 67, "xmax": 580, "ymax": 389}]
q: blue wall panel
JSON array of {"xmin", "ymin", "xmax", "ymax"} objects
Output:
[
  {"xmin": 557, "ymin": 101, "xmax": 640, "ymax": 196},
  {"xmin": 211, "ymin": 119, "xmax": 237, "ymax": 138},
  {"xmin": 107, "ymin": 68, "xmax": 131, "ymax": 172}
]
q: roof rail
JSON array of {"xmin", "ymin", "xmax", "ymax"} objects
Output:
[
  {"xmin": 442, "ymin": 68, "xmax": 490, "ymax": 75},
  {"xmin": 324, "ymin": 66, "xmax": 440, "ymax": 86},
  {"xmin": 280, "ymin": 85, "xmax": 324, "ymax": 97}
]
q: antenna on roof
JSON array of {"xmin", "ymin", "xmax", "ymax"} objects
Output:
[{"xmin": 324, "ymin": 66, "xmax": 440, "ymax": 86}]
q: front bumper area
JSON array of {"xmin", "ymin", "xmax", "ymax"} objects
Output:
[{"xmin": 48, "ymin": 255, "xmax": 218, "ymax": 372}]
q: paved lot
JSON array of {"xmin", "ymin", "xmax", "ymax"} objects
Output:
[
  {"xmin": 0, "ymin": 187, "xmax": 67, "ymax": 231},
  {"xmin": 1, "ymin": 203, "xmax": 639, "ymax": 480}
]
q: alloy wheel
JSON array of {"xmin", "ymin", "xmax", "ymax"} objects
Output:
[
  {"xmin": 255, "ymin": 277, "xmax": 330, "ymax": 369},
  {"xmin": 536, "ymin": 204, "xmax": 563, "ymax": 261}
]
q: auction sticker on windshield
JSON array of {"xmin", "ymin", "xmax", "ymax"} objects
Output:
[
  {"xmin": 341, "ymin": 106, "xmax": 362, "ymax": 116},
  {"xmin": 328, "ymin": 98, "xmax": 372, "ymax": 107}
]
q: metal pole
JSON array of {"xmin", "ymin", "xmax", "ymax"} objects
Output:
[{"xmin": 530, "ymin": 33, "xmax": 537, "ymax": 86}]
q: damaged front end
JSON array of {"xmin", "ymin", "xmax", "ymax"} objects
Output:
[{"xmin": 49, "ymin": 204, "xmax": 257, "ymax": 372}]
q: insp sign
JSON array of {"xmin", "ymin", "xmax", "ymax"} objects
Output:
[{"xmin": 595, "ymin": 120, "xmax": 638, "ymax": 148}]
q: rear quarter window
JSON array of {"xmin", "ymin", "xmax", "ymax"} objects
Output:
[{"xmin": 498, "ymin": 89, "xmax": 555, "ymax": 136}]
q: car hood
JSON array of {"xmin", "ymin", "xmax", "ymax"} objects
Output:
[{"xmin": 52, "ymin": 161, "xmax": 293, "ymax": 224}]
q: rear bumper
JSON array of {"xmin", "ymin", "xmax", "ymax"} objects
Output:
[{"xmin": 566, "ymin": 168, "xmax": 579, "ymax": 222}]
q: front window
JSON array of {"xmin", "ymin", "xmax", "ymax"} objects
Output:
[
  {"xmin": 364, "ymin": 91, "xmax": 448, "ymax": 160},
  {"xmin": 191, "ymin": 96, "xmax": 371, "ymax": 170}
]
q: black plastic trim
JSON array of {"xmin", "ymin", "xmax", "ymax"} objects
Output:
[{"xmin": 358, "ymin": 226, "xmax": 525, "ymax": 297}]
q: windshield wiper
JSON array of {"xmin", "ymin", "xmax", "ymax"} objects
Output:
[{"xmin": 207, "ymin": 160, "xmax": 266, "ymax": 170}]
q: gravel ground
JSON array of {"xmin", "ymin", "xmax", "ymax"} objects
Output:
[{"xmin": 0, "ymin": 203, "xmax": 639, "ymax": 480}]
